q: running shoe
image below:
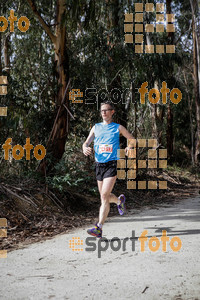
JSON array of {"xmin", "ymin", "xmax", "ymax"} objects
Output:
[
  {"xmin": 87, "ymin": 223, "xmax": 102, "ymax": 238},
  {"xmin": 117, "ymin": 194, "xmax": 126, "ymax": 215}
]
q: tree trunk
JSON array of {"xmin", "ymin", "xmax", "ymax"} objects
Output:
[
  {"xmin": 151, "ymin": 81, "xmax": 159, "ymax": 140},
  {"xmin": 166, "ymin": 0, "xmax": 174, "ymax": 159},
  {"xmin": 0, "ymin": 34, "xmax": 2, "ymax": 73},
  {"xmin": 3, "ymin": 35, "xmax": 10, "ymax": 74},
  {"xmin": 190, "ymin": 0, "xmax": 200, "ymax": 163},
  {"xmin": 50, "ymin": 0, "xmax": 69, "ymax": 162},
  {"xmin": 183, "ymin": 72, "xmax": 195, "ymax": 166},
  {"xmin": 27, "ymin": 0, "xmax": 70, "ymax": 173},
  {"xmin": 167, "ymin": 103, "xmax": 173, "ymax": 158}
]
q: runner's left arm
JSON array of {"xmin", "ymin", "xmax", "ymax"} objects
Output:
[{"xmin": 118, "ymin": 125, "xmax": 135, "ymax": 156}]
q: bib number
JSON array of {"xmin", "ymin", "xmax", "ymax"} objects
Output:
[{"xmin": 99, "ymin": 144, "xmax": 113, "ymax": 153}]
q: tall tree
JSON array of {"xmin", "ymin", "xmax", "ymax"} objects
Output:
[
  {"xmin": 190, "ymin": 0, "xmax": 200, "ymax": 163},
  {"xmin": 27, "ymin": 0, "xmax": 70, "ymax": 172},
  {"xmin": 166, "ymin": 0, "xmax": 174, "ymax": 159}
]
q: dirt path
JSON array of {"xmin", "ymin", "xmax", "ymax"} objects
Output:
[{"xmin": 1, "ymin": 195, "xmax": 200, "ymax": 300}]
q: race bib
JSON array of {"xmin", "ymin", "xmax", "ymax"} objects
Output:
[{"xmin": 99, "ymin": 144, "xmax": 113, "ymax": 153}]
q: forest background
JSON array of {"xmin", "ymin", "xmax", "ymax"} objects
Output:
[{"xmin": 0, "ymin": 0, "xmax": 199, "ymax": 249}]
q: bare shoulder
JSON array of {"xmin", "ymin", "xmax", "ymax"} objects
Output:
[
  {"xmin": 90, "ymin": 125, "xmax": 95, "ymax": 135},
  {"xmin": 118, "ymin": 124, "xmax": 126, "ymax": 133}
]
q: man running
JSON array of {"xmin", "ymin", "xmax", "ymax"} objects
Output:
[{"xmin": 82, "ymin": 101, "xmax": 134, "ymax": 238}]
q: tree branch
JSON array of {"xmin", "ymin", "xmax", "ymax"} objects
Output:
[{"xmin": 27, "ymin": 0, "xmax": 56, "ymax": 44}]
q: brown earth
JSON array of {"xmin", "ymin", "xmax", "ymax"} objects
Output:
[{"xmin": 0, "ymin": 169, "xmax": 199, "ymax": 253}]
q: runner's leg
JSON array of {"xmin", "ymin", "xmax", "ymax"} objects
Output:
[
  {"xmin": 109, "ymin": 193, "xmax": 119, "ymax": 204},
  {"xmin": 99, "ymin": 176, "xmax": 117, "ymax": 225},
  {"xmin": 97, "ymin": 180, "xmax": 103, "ymax": 194},
  {"xmin": 97, "ymin": 181, "xmax": 118, "ymax": 204}
]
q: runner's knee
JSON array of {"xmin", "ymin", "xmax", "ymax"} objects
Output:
[{"xmin": 101, "ymin": 193, "xmax": 110, "ymax": 203}]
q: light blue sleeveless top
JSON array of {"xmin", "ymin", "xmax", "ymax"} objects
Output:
[{"xmin": 94, "ymin": 122, "xmax": 120, "ymax": 163}]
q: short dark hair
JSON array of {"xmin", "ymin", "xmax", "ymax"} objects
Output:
[{"xmin": 100, "ymin": 101, "xmax": 115, "ymax": 110}]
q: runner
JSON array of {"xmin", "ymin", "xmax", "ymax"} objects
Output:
[{"xmin": 82, "ymin": 101, "xmax": 134, "ymax": 238}]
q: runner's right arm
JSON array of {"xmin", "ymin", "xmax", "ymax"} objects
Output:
[{"xmin": 82, "ymin": 125, "xmax": 95, "ymax": 156}]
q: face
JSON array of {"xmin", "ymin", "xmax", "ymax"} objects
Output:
[{"xmin": 100, "ymin": 104, "xmax": 114, "ymax": 121}]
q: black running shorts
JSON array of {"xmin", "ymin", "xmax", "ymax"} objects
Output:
[{"xmin": 95, "ymin": 160, "xmax": 117, "ymax": 181}]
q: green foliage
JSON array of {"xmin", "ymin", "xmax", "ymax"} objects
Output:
[
  {"xmin": 46, "ymin": 173, "xmax": 95, "ymax": 192},
  {"xmin": 45, "ymin": 132, "xmax": 98, "ymax": 194},
  {"xmin": 0, "ymin": 0, "xmax": 199, "ymax": 183}
]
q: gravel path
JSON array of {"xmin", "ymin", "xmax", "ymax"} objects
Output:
[{"xmin": 1, "ymin": 196, "xmax": 200, "ymax": 300}]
